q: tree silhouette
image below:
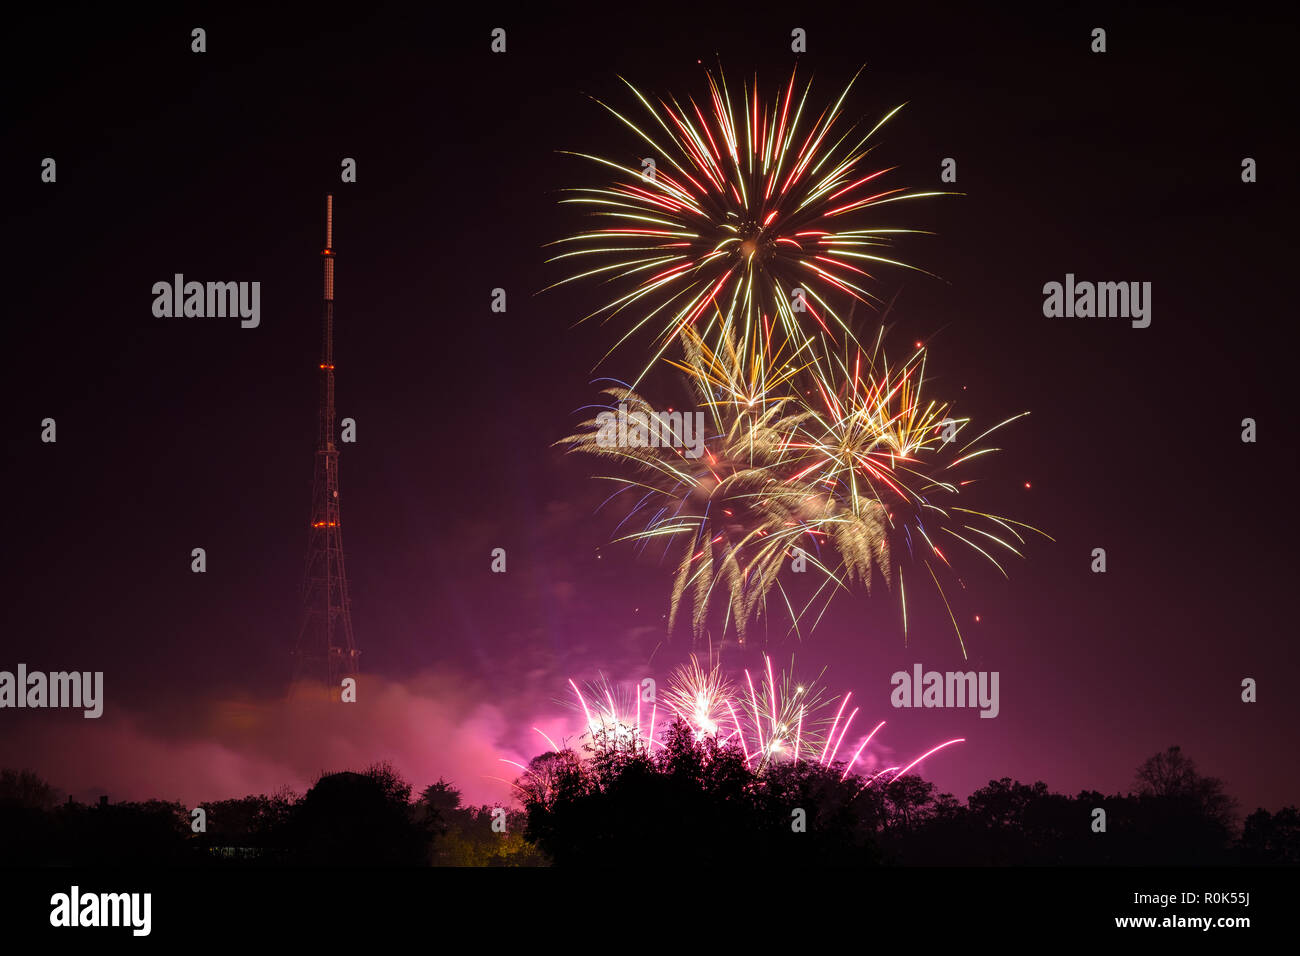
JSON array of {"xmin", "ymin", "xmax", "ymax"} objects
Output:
[
  {"xmin": 0, "ymin": 769, "xmax": 61, "ymax": 864},
  {"xmin": 0, "ymin": 768, "xmax": 61, "ymax": 810},
  {"xmin": 415, "ymin": 779, "xmax": 546, "ymax": 866},
  {"xmin": 523, "ymin": 718, "xmax": 879, "ymax": 866},
  {"xmin": 283, "ymin": 762, "xmax": 430, "ymax": 865},
  {"xmin": 1128, "ymin": 745, "xmax": 1238, "ymax": 863},
  {"xmin": 1134, "ymin": 745, "xmax": 1237, "ymax": 828},
  {"xmin": 197, "ymin": 787, "xmax": 296, "ymax": 862},
  {"xmin": 4, "ymin": 742, "xmax": 1287, "ymax": 866},
  {"xmin": 1239, "ymin": 806, "xmax": 1300, "ymax": 864}
]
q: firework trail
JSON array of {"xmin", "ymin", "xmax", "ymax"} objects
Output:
[
  {"xmin": 558, "ymin": 324, "xmax": 1048, "ymax": 650},
  {"xmin": 556, "ymin": 325, "xmax": 837, "ymax": 641},
  {"xmin": 567, "ymin": 673, "xmax": 656, "ymax": 757},
  {"xmin": 779, "ymin": 328, "xmax": 1053, "ymax": 652},
  {"xmin": 659, "ymin": 653, "xmax": 735, "ymax": 739},
  {"xmin": 512, "ymin": 655, "xmax": 962, "ymax": 788},
  {"xmin": 546, "ymin": 65, "xmax": 947, "ymax": 381}
]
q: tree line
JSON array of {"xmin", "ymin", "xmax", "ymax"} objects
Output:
[{"xmin": 0, "ymin": 731, "xmax": 1294, "ymax": 866}]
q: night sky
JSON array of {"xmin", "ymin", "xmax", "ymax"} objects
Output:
[{"xmin": 3, "ymin": 4, "xmax": 1297, "ymax": 814}]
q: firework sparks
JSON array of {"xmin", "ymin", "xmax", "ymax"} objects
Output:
[
  {"xmin": 555, "ymin": 327, "xmax": 839, "ymax": 641},
  {"xmin": 551, "ymin": 66, "xmax": 1046, "ymax": 653},
  {"xmin": 660, "ymin": 653, "xmax": 735, "ymax": 739},
  {"xmin": 547, "ymin": 65, "xmax": 947, "ymax": 381},
  {"xmin": 559, "ymin": 324, "xmax": 1048, "ymax": 649},
  {"xmin": 565, "ymin": 674, "xmax": 654, "ymax": 756},
  {"xmin": 781, "ymin": 329, "xmax": 1054, "ymax": 652},
  {"xmin": 533, "ymin": 655, "xmax": 962, "ymax": 789}
]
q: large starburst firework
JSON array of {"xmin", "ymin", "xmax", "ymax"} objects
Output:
[{"xmin": 547, "ymin": 66, "xmax": 946, "ymax": 379}]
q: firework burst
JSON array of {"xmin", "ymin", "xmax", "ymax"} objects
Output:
[
  {"xmin": 559, "ymin": 324, "xmax": 1047, "ymax": 650},
  {"xmin": 566, "ymin": 673, "xmax": 655, "ymax": 757},
  {"xmin": 555, "ymin": 327, "xmax": 839, "ymax": 640},
  {"xmin": 551, "ymin": 66, "xmax": 1046, "ymax": 653},
  {"xmin": 514, "ymin": 656, "xmax": 963, "ymax": 788},
  {"xmin": 782, "ymin": 329, "xmax": 1053, "ymax": 651},
  {"xmin": 547, "ymin": 65, "xmax": 947, "ymax": 380},
  {"xmin": 660, "ymin": 653, "xmax": 735, "ymax": 739}
]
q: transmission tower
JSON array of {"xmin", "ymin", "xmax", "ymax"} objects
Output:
[{"xmin": 293, "ymin": 194, "xmax": 360, "ymax": 689}]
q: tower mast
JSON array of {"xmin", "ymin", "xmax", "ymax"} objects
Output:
[{"xmin": 294, "ymin": 195, "xmax": 359, "ymax": 689}]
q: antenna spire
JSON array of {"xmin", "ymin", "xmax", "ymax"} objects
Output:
[{"xmin": 294, "ymin": 194, "xmax": 359, "ymax": 691}]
